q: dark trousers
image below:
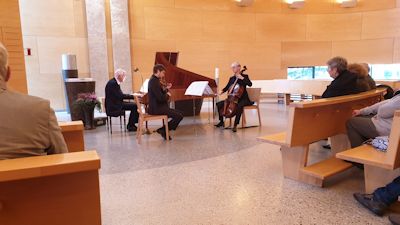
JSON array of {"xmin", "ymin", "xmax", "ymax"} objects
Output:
[
  {"xmin": 122, "ymin": 102, "xmax": 139, "ymax": 128},
  {"xmin": 374, "ymin": 176, "xmax": 400, "ymax": 206},
  {"xmin": 346, "ymin": 116, "xmax": 379, "ymax": 148},
  {"xmin": 216, "ymin": 100, "xmax": 252, "ymax": 126},
  {"xmin": 153, "ymin": 108, "xmax": 183, "ymax": 131}
]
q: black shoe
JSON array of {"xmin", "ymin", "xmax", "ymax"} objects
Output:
[
  {"xmin": 127, "ymin": 125, "xmax": 137, "ymax": 132},
  {"xmin": 232, "ymin": 126, "xmax": 237, "ymax": 132},
  {"xmin": 215, "ymin": 121, "xmax": 224, "ymax": 128},
  {"xmin": 156, "ymin": 128, "xmax": 171, "ymax": 140},
  {"xmin": 353, "ymin": 193, "xmax": 387, "ymax": 216},
  {"xmin": 322, "ymin": 144, "xmax": 331, "ymax": 149},
  {"xmin": 389, "ymin": 214, "xmax": 400, "ymax": 225}
]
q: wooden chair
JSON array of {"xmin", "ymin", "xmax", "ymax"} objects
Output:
[
  {"xmin": 337, "ymin": 110, "xmax": 400, "ymax": 193},
  {"xmin": 257, "ymin": 89, "xmax": 385, "ymax": 187},
  {"xmin": 101, "ymin": 97, "xmax": 126, "ymax": 134},
  {"xmin": 0, "ymin": 151, "xmax": 101, "ymax": 225},
  {"xmin": 133, "ymin": 94, "xmax": 169, "ymax": 144},
  {"xmin": 242, "ymin": 87, "xmax": 262, "ymax": 127},
  {"xmin": 228, "ymin": 88, "xmax": 262, "ymax": 128}
]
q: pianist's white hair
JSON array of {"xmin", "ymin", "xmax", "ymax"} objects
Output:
[
  {"xmin": 231, "ymin": 62, "xmax": 241, "ymax": 68},
  {"xmin": 114, "ymin": 68, "xmax": 127, "ymax": 79},
  {"xmin": 0, "ymin": 42, "xmax": 8, "ymax": 80}
]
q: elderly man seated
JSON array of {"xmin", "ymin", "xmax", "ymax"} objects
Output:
[
  {"xmin": 0, "ymin": 42, "xmax": 68, "ymax": 160},
  {"xmin": 105, "ymin": 68, "xmax": 139, "ymax": 132}
]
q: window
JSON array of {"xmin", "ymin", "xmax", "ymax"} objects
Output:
[
  {"xmin": 370, "ymin": 64, "xmax": 400, "ymax": 80},
  {"xmin": 288, "ymin": 64, "xmax": 400, "ymax": 80},
  {"xmin": 287, "ymin": 67, "xmax": 314, "ymax": 80}
]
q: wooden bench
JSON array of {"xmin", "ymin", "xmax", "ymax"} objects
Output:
[
  {"xmin": 59, "ymin": 121, "xmax": 85, "ymax": 152},
  {"xmin": 0, "ymin": 151, "xmax": 101, "ymax": 225},
  {"xmin": 337, "ymin": 111, "xmax": 400, "ymax": 193},
  {"xmin": 252, "ymin": 79, "xmax": 400, "ymax": 105},
  {"xmin": 257, "ymin": 89, "xmax": 385, "ymax": 187}
]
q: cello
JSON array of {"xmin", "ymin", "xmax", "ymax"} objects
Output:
[{"xmin": 220, "ymin": 66, "xmax": 247, "ymax": 118}]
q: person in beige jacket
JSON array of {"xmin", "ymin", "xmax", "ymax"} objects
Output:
[{"xmin": 0, "ymin": 42, "xmax": 68, "ymax": 160}]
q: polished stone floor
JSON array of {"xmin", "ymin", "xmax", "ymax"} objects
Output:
[{"xmin": 61, "ymin": 101, "xmax": 391, "ymax": 224}]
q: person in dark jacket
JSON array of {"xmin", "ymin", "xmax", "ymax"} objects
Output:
[
  {"xmin": 322, "ymin": 56, "xmax": 361, "ymax": 98},
  {"xmin": 148, "ymin": 64, "xmax": 183, "ymax": 140},
  {"xmin": 348, "ymin": 63, "xmax": 375, "ymax": 92},
  {"xmin": 361, "ymin": 63, "xmax": 376, "ymax": 90},
  {"xmin": 105, "ymin": 69, "xmax": 139, "ymax": 132},
  {"xmin": 215, "ymin": 62, "xmax": 253, "ymax": 132}
]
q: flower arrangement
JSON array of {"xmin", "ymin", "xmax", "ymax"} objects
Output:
[{"xmin": 73, "ymin": 92, "xmax": 101, "ymax": 111}]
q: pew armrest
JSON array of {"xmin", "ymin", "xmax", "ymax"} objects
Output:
[
  {"xmin": 257, "ymin": 132, "xmax": 288, "ymax": 147},
  {"xmin": 0, "ymin": 151, "xmax": 100, "ymax": 182},
  {"xmin": 59, "ymin": 121, "xmax": 84, "ymax": 132},
  {"xmin": 336, "ymin": 145, "xmax": 393, "ymax": 170}
]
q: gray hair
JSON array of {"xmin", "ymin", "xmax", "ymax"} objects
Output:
[
  {"xmin": 114, "ymin": 68, "xmax": 126, "ymax": 79},
  {"xmin": 0, "ymin": 42, "xmax": 8, "ymax": 79},
  {"xmin": 327, "ymin": 56, "xmax": 348, "ymax": 74},
  {"xmin": 231, "ymin": 62, "xmax": 241, "ymax": 68}
]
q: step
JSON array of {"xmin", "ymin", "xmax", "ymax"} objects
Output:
[{"xmin": 301, "ymin": 157, "xmax": 353, "ymax": 179}]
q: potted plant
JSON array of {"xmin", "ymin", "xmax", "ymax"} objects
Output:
[{"xmin": 73, "ymin": 92, "xmax": 101, "ymax": 130}]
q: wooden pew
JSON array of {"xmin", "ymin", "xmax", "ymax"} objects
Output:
[
  {"xmin": 257, "ymin": 89, "xmax": 385, "ymax": 187},
  {"xmin": 59, "ymin": 121, "xmax": 85, "ymax": 152},
  {"xmin": 337, "ymin": 111, "xmax": 400, "ymax": 193},
  {"xmin": 0, "ymin": 151, "xmax": 101, "ymax": 225},
  {"xmin": 252, "ymin": 79, "xmax": 400, "ymax": 105}
]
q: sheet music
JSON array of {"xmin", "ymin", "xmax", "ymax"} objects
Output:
[
  {"xmin": 140, "ymin": 79, "xmax": 150, "ymax": 93},
  {"xmin": 184, "ymin": 81, "xmax": 214, "ymax": 96}
]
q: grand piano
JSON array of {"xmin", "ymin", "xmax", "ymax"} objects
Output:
[{"xmin": 151, "ymin": 52, "xmax": 218, "ymax": 116}]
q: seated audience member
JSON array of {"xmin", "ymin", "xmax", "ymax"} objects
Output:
[
  {"xmin": 348, "ymin": 63, "xmax": 374, "ymax": 92},
  {"xmin": 148, "ymin": 64, "xmax": 183, "ymax": 140},
  {"xmin": 361, "ymin": 63, "xmax": 376, "ymax": 90},
  {"xmin": 0, "ymin": 42, "xmax": 68, "ymax": 160},
  {"xmin": 322, "ymin": 56, "xmax": 360, "ymax": 98},
  {"xmin": 377, "ymin": 84, "xmax": 395, "ymax": 100},
  {"xmin": 354, "ymin": 176, "xmax": 400, "ymax": 224},
  {"xmin": 105, "ymin": 69, "xmax": 139, "ymax": 132},
  {"xmin": 346, "ymin": 93, "xmax": 400, "ymax": 148}
]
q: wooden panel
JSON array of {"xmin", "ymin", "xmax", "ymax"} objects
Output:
[
  {"xmin": 0, "ymin": 0, "xmax": 27, "ymax": 94},
  {"xmin": 301, "ymin": 157, "xmax": 352, "ymax": 179},
  {"xmin": 281, "ymin": 41, "xmax": 332, "ymax": 67},
  {"xmin": 229, "ymin": 42, "xmax": 281, "ymax": 70},
  {"xmin": 362, "ymin": 8, "xmax": 400, "ymax": 39},
  {"xmin": 281, "ymin": 0, "xmax": 334, "ymax": 14},
  {"xmin": 256, "ymin": 14, "xmax": 306, "ymax": 41},
  {"xmin": 202, "ymin": 11, "xmax": 255, "ymax": 42},
  {"xmin": 395, "ymin": 37, "xmax": 400, "ymax": 63},
  {"xmin": 19, "ymin": 0, "xmax": 75, "ymax": 36},
  {"xmin": 332, "ymin": 38, "xmax": 394, "ymax": 64},
  {"xmin": 306, "ymin": 13, "xmax": 362, "ymax": 41},
  {"xmin": 59, "ymin": 121, "xmax": 85, "ymax": 152},
  {"xmin": 144, "ymin": 7, "xmax": 202, "ymax": 41},
  {"xmin": 287, "ymin": 90, "xmax": 384, "ymax": 146},
  {"xmin": 176, "ymin": 41, "xmax": 230, "ymax": 77},
  {"xmin": 334, "ymin": 0, "xmax": 396, "ymax": 13},
  {"xmin": 73, "ymin": 0, "xmax": 87, "ymax": 38},
  {"xmin": 0, "ymin": 151, "xmax": 99, "ymax": 181},
  {"xmin": 0, "ymin": 170, "xmax": 101, "ymax": 225}
]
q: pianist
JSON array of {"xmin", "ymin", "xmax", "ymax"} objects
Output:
[
  {"xmin": 105, "ymin": 69, "xmax": 139, "ymax": 132},
  {"xmin": 148, "ymin": 64, "xmax": 183, "ymax": 140}
]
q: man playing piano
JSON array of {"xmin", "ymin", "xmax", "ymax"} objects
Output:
[
  {"xmin": 215, "ymin": 62, "xmax": 253, "ymax": 132},
  {"xmin": 148, "ymin": 64, "xmax": 183, "ymax": 140},
  {"xmin": 105, "ymin": 69, "xmax": 139, "ymax": 132}
]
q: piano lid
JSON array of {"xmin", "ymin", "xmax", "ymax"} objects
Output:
[{"xmin": 155, "ymin": 52, "xmax": 217, "ymax": 89}]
